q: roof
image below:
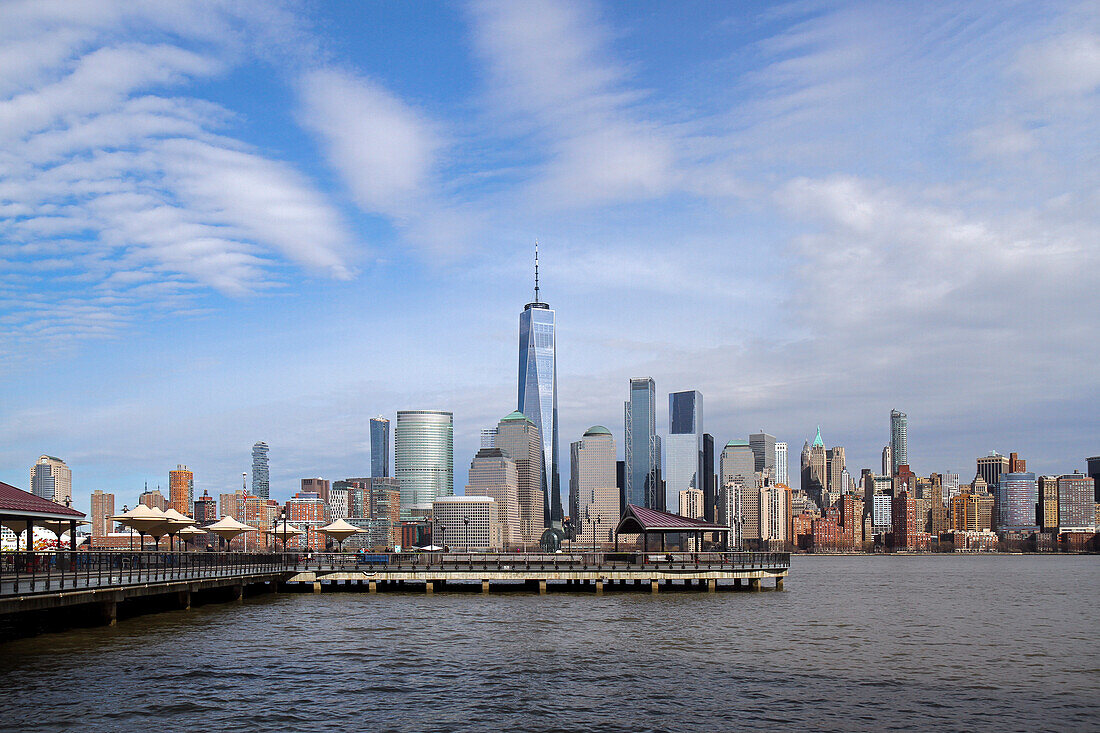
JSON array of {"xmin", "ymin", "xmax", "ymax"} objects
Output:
[
  {"xmin": 812, "ymin": 426, "xmax": 824, "ymax": 448},
  {"xmin": 725, "ymin": 439, "xmax": 749, "ymax": 448},
  {"xmin": 0, "ymin": 481, "xmax": 85, "ymax": 519},
  {"xmin": 499, "ymin": 410, "xmax": 531, "ymax": 423},
  {"xmin": 616, "ymin": 504, "xmax": 729, "ymax": 534},
  {"xmin": 584, "ymin": 425, "xmax": 612, "ymax": 436}
]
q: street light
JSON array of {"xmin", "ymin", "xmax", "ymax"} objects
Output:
[
  {"xmin": 463, "ymin": 515, "xmax": 470, "ymax": 553},
  {"xmin": 595, "ymin": 514, "xmax": 602, "ymax": 554},
  {"xmin": 434, "ymin": 520, "xmax": 446, "ymax": 553}
]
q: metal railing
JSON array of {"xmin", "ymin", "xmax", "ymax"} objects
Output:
[{"xmin": 0, "ymin": 551, "xmax": 286, "ymax": 597}]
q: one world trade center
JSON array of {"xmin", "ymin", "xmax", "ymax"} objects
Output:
[{"xmin": 518, "ymin": 243, "xmax": 560, "ymax": 528}]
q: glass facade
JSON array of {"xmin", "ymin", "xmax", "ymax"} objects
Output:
[
  {"xmin": 995, "ymin": 471, "xmax": 1038, "ymax": 533},
  {"xmin": 251, "ymin": 441, "xmax": 269, "ymax": 499},
  {"xmin": 394, "ymin": 410, "xmax": 453, "ymax": 519},
  {"xmin": 624, "ymin": 377, "xmax": 661, "ymax": 510},
  {"xmin": 518, "ymin": 302, "xmax": 559, "ymax": 525},
  {"xmin": 666, "ymin": 390, "xmax": 703, "ymax": 512},
  {"xmin": 370, "ymin": 416, "xmax": 390, "ymax": 478},
  {"xmin": 750, "ymin": 432, "xmax": 777, "ymax": 476},
  {"xmin": 890, "ymin": 409, "xmax": 908, "ymax": 474}
]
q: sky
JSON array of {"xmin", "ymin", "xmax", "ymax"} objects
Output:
[{"xmin": 1, "ymin": 0, "xmax": 1097, "ymax": 515}]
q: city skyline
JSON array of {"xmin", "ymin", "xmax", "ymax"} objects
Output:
[{"xmin": 1, "ymin": 1, "xmax": 1097, "ymax": 514}]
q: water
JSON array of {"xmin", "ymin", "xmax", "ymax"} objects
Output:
[{"xmin": 2, "ymin": 555, "xmax": 1097, "ymax": 732}]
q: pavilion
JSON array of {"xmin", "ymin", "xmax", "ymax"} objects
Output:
[
  {"xmin": 0, "ymin": 480, "xmax": 87, "ymax": 550},
  {"xmin": 614, "ymin": 503, "xmax": 731, "ymax": 552}
]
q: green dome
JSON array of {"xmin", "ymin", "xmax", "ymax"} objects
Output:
[
  {"xmin": 500, "ymin": 410, "xmax": 530, "ymax": 422},
  {"xmin": 583, "ymin": 425, "xmax": 612, "ymax": 437},
  {"xmin": 725, "ymin": 439, "xmax": 749, "ymax": 448}
]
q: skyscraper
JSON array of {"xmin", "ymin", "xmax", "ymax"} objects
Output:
[
  {"xmin": 90, "ymin": 490, "xmax": 114, "ymax": 542},
  {"xmin": 1056, "ymin": 473, "xmax": 1094, "ymax": 533},
  {"xmin": 1085, "ymin": 456, "xmax": 1099, "ymax": 502},
  {"xmin": 624, "ymin": 377, "xmax": 661, "ymax": 510},
  {"xmin": 801, "ymin": 428, "xmax": 827, "ymax": 509},
  {"xmin": 395, "ymin": 410, "xmax": 453, "ymax": 519},
  {"xmin": 517, "ymin": 243, "xmax": 559, "ymax": 526},
  {"xmin": 702, "ymin": 433, "xmax": 716, "ymax": 522},
  {"xmin": 665, "ymin": 390, "xmax": 703, "ymax": 511},
  {"xmin": 30, "ymin": 455, "xmax": 71, "ymax": 504},
  {"xmin": 775, "ymin": 442, "xmax": 789, "ymax": 486},
  {"xmin": 370, "ymin": 417, "xmax": 390, "ymax": 478},
  {"xmin": 977, "ymin": 451, "xmax": 1010, "ymax": 490},
  {"xmin": 169, "ymin": 465, "xmax": 193, "ymax": 516},
  {"xmin": 495, "ymin": 411, "xmax": 544, "ymax": 545},
  {"xmin": 890, "ymin": 409, "xmax": 908, "ymax": 473},
  {"xmin": 570, "ymin": 426, "xmax": 618, "ymax": 546},
  {"xmin": 466, "ymin": 448, "xmax": 520, "ymax": 548},
  {"xmin": 882, "ymin": 445, "xmax": 893, "ymax": 477},
  {"xmin": 749, "ymin": 432, "xmax": 777, "ymax": 477},
  {"xmin": 720, "ymin": 440, "xmax": 756, "ymax": 489},
  {"xmin": 995, "ymin": 472, "xmax": 1038, "ymax": 534},
  {"xmin": 251, "ymin": 441, "xmax": 269, "ymax": 499}
]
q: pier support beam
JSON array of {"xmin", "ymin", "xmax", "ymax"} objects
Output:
[
  {"xmin": 707, "ymin": 579, "xmax": 716, "ymax": 593},
  {"xmin": 749, "ymin": 578, "xmax": 761, "ymax": 592},
  {"xmin": 234, "ymin": 584, "xmax": 245, "ymax": 601},
  {"xmin": 425, "ymin": 581, "xmax": 435, "ymax": 594},
  {"xmin": 651, "ymin": 580, "xmax": 659, "ymax": 594},
  {"xmin": 595, "ymin": 580, "xmax": 603, "ymax": 595},
  {"xmin": 482, "ymin": 580, "xmax": 490, "ymax": 594},
  {"xmin": 538, "ymin": 580, "xmax": 547, "ymax": 595},
  {"xmin": 775, "ymin": 577, "xmax": 784, "ymax": 591},
  {"xmin": 368, "ymin": 581, "xmax": 377, "ymax": 594},
  {"xmin": 311, "ymin": 582, "xmax": 321, "ymax": 594},
  {"xmin": 179, "ymin": 590, "xmax": 191, "ymax": 610},
  {"xmin": 100, "ymin": 600, "xmax": 117, "ymax": 627}
]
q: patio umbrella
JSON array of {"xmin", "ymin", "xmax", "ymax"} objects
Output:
[
  {"xmin": 204, "ymin": 516, "xmax": 257, "ymax": 550},
  {"xmin": 40, "ymin": 519, "xmax": 89, "ymax": 549},
  {"xmin": 265, "ymin": 523, "xmax": 304, "ymax": 551},
  {"xmin": 177, "ymin": 525, "xmax": 206, "ymax": 550},
  {"xmin": 162, "ymin": 508, "xmax": 196, "ymax": 550},
  {"xmin": 318, "ymin": 519, "xmax": 365, "ymax": 551},
  {"xmin": 110, "ymin": 504, "xmax": 172, "ymax": 549}
]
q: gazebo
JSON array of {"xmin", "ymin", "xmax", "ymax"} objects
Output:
[
  {"xmin": 0, "ymin": 480, "xmax": 87, "ymax": 550},
  {"xmin": 614, "ymin": 504, "xmax": 731, "ymax": 552}
]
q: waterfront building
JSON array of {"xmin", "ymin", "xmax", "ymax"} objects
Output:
[
  {"xmin": 300, "ymin": 477, "xmax": 330, "ymax": 503},
  {"xmin": 328, "ymin": 483, "xmax": 349, "ymax": 520},
  {"xmin": 90, "ymin": 490, "xmax": 114, "ymax": 542},
  {"xmin": 679, "ymin": 489, "xmax": 704, "ymax": 519},
  {"xmin": 929, "ymin": 504, "xmax": 950, "ymax": 537},
  {"xmin": 1038, "ymin": 476, "xmax": 1060, "ymax": 531},
  {"xmin": 890, "ymin": 409, "xmax": 908, "ymax": 474},
  {"xmin": 702, "ymin": 434, "xmax": 716, "ymax": 522},
  {"xmin": 838, "ymin": 493, "xmax": 864, "ymax": 548},
  {"xmin": 432, "ymin": 496, "xmax": 501, "ymax": 551},
  {"xmin": 517, "ymin": 246, "xmax": 559, "ymax": 526},
  {"xmin": 742, "ymin": 477, "xmax": 762, "ymax": 546},
  {"xmin": 718, "ymin": 479, "xmax": 744, "ymax": 549},
  {"xmin": 995, "ymin": 472, "xmax": 1038, "ymax": 534},
  {"xmin": 287, "ymin": 491, "xmax": 327, "ymax": 550},
  {"xmin": 721, "ymin": 440, "xmax": 755, "ymax": 491},
  {"xmin": 570, "ymin": 426, "xmax": 618, "ymax": 547},
  {"xmin": 395, "ymin": 410, "xmax": 453, "ymax": 519},
  {"xmin": 750, "ymin": 432, "xmax": 777, "ymax": 477},
  {"xmin": 760, "ymin": 484, "xmax": 792, "ymax": 547},
  {"xmin": 977, "ymin": 452, "xmax": 1010, "ymax": 492},
  {"xmin": 881, "ymin": 445, "xmax": 893, "ymax": 477},
  {"xmin": 467, "ymin": 448, "xmax": 521, "ymax": 548},
  {"xmin": 801, "ymin": 428, "xmax": 828, "ymax": 510},
  {"xmin": 251, "ymin": 441, "xmax": 270, "ymax": 499},
  {"xmin": 826, "ymin": 446, "xmax": 846, "ymax": 504},
  {"xmin": 943, "ymin": 473, "xmax": 961, "ymax": 500},
  {"xmin": 139, "ymin": 488, "xmax": 168, "ymax": 510},
  {"xmin": 891, "ymin": 492, "xmax": 922, "ymax": 550},
  {"xmin": 193, "ymin": 490, "xmax": 217, "ymax": 523},
  {"xmin": 1087, "ymin": 456, "xmax": 1100, "ymax": 502},
  {"xmin": 339, "ymin": 477, "xmax": 402, "ymax": 548},
  {"xmin": 369, "ymin": 417, "xmax": 389, "ymax": 478},
  {"xmin": 811, "ymin": 509, "xmax": 843, "ymax": 551},
  {"xmin": 1056, "ymin": 473, "xmax": 1095, "ymax": 533},
  {"xmin": 872, "ymin": 493, "xmax": 893, "ymax": 534},
  {"xmin": 665, "ymin": 390, "xmax": 704, "ymax": 512},
  {"xmin": 495, "ymin": 411, "xmax": 544, "ymax": 544},
  {"xmin": 168, "ymin": 465, "xmax": 193, "ymax": 516},
  {"xmin": 624, "ymin": 377, "xmax": 661, "ymax": 510},
  {"xmin": 776, "ymin": 442, "xmax": 789, "ymax": 487},
  {"xmin": 951, "ymin": 493, "xmax": 993, "ymax": 533},
  {"xmin": 30, "ymin": 455, "xmax": 71, "ymax": 505}
]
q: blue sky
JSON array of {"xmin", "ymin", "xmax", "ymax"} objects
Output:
[{"xmin": 1, "ymin": 0, "xmax": 1097, "ymax": 514}]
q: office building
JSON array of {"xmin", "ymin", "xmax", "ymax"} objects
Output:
[
  {"xmin": 890, "ymin": 409, "xmax": 908, "ymax": 473},
  {"xmin": 517, "ymin": 244, "xmax": 560, "ymax": 526},
  {"xmin": 251, "ymin": 441, "xmax": 269, "ymax": 499},
  {"xmin": 467, "ymin": 448, "xmax": 521, "ymax": 548},
  {"xmin": 760, "ymin": 484, "xmax": 792, "ymax": 546},
  {"xmin": 570, "ymin": 426, "xmax": 619, "ymax": 547},
  {"xmin": 90, "ymin": 490, "xmax": 114, "ymax": 541},
  {"xmin": 286, "ymin": 491, "xmax": 327, "ymax": 550},
  {"xmin": 168, "ymin": 465, "xmax": 193, "ymax": 516},
  {"xmin": 995, "ymin": 472, "xmax": 1038, "ymax": 533},
  {"xmin": 679, "ymin": 489, "xmax": 704, "ymax": 519},
  {"xmin": 871, "ymin": 493, "xmax": 892, "ymax": 534},
  {"xmin": 624, "ymin": 377, "xmax": 661, "ymax": 510},
  {"xmin": 718, "ymin": 479, "xmax": 744, "ymax": 549},
  {"xmin": 977, "ymin": 452, "xmax": 1010, "ymax": 492},
  {"xmin": 495, "ymin": 411, "xmax": 544, "ymax": 544},
  {"xmin": 665, "ymin": 390, "xmax": 704, "ymax": 512},
  {"xmin": 943, "ymin": 473, "xmax": 961, "ymax": 500},
  {"xmin": 801, "ymin": 428, "xmax": 828, "ymax": 510},
  {"xmin": 721, "ymin": 440, "xmax": 755, "ymax": 490},
  {"xmin": 395, "ymin": 410, "xmax": 453, "ymax": 518},
  {"xmin": 139, "ymin": 488, "xmax": 168, "ymax": 510},
  {"xmin": 300, "ymin": 477, "xmax": 330, "ymax": 503},
  {"xmin": 193, "ymin": 490, "xmax": 217, "ymax": 523},
  {"xmin": 1057, "ymin": 473, "xmax": 1095, "ymax": 533},
  {"xmin": 1087, "ymin": 456, "xmax": 1100, "ymax": 502},
  {"xmin": 826, "ymin": 446, "xmax": 846, "ymax": 502},
  {"xmin": 703, "ymin": 434, "xmax": 716, "ymax": 522},
  {"xmin": 881, "ymin": 445, "xmax": 893, "ymax": 477},
  {"xmin": 776, "ymin": 442, "xmax": 789, "ymax": 487},
  {"xmin": 30, "ymin": 455, "xmax": 72, "ymax": 505},
  {"xmin": 749, "ymin": 432, "xmax": 777, "ymax": 477},
  {"xmin": 328, "ymin": 483, "xmax": 349, "ymax": 520},
  {"xmin": 432, "ymin": 496, "xmax": 501, "ymax": 551},
  {"xmin": 480, "ymin": 428, "xmax": 497, "ymax": 448},
  {"xmin": 1038, "ymin": 476, "xmax": 1060, "ymax": 531},
  {"xmin": 370, "ymin": 417, "xmax": 390, "ymax": 478}
]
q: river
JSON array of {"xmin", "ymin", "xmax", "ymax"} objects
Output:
[{"xmin": 3, "ymin": 555, "xmax": 1097, "ymax": 732}]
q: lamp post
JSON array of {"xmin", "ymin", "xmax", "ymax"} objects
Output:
[
  {"xmin": 463, "ymin": 515, "xmax": 470, "ymax": 553},
  {"xmin": 434, "ymin": 520, "xmax": 446, "ymax": 554},
  {"xmin": 585, "ymin": 508, "xmax": 592, "ymax": 552},
  {"xmin": 595, "ymin": 514, "xmax": 602, "ymax": 554},
  {"xmin": 122, "ymin": 505, "xmax": 132, "ymax": 551}
]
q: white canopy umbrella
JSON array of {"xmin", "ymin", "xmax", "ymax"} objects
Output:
[
  {"xmin": 265, "ymin": 522, "xmax": 304, "ymax": 551},
  {"xmin": 318, "ymin": 519, "xmax": 365, "ymax": 551},
  {"xmin": 161, "ymin": 509, "xmax": 196, "ymax": 551},
  {"xmin": 177, "ymin": 525, "xmax": 207, "ymax": 550},
  {"xmin": 204, "ymin": 516, "xmax": 257, "ymax": 550},
  {"xmin": 110, "ymin": 504, "xmax": 172, "ymax": 550},
  {"xmin": 40, "ymin": 519, "xmax": 89, "ymax": 549}
]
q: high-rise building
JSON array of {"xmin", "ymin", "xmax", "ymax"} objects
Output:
[
  {"xmin": 702, "ymin": 433, "xmax": 716, "ymax": 522},
  {"xmin": 467, "ymin": 448, "xmax": 521, "ymax": 548},
  {"xmin": 718, "ymin": 479, "xmax": 744, "ymax": 549},
  {"xmin": 624, "ymin": 377, "xmax": 661, "ymax": 510},
  {"xmin": 90, "ymin": 490, "xmax": 114, "ymax": 541},
  {"xmin": 760, "ymin": 484, "xmax": 792, "ymax": 546},
  {"xmin": 890, "ymin": 409, "xmax": 908, "ymax": 473},
  {"xmin": 300, "ymin": 478, "xmax": 330, "ymax": 503},
  {"xmin": 328, "ymin": 483, "xmax": 349, "ymax": 520},
  {"xmin": 169, "ymin": 465, "xmax": 193, "ymax": 516},
  {"xmin": 251, "ymin": 441, "xmax": 270, "ymax": 499},
  {"xmin": 1037, "ymin": 475, "xmax": 1060, "ymax": 531},
  {"xmin": 139, "ymin": 488, "xmax": 168, "ymax": 510},
  {"xmin": 679, "ymin": 489, "xmax": 704, "ymax": 519},
  {"xmin": 432, "ymin": 496, "xmax": 501, "ymax": 551},
  {"xmin": 480, "ymin": 428, "xmax": 497, "ymax": 448},
  {"xmin": 891, "ymin": 492, "xmax": 919, "ymax": 549},
  {"xmin": 517, "ymin": 244, "xmax": 559, "ymax": 526},
  {"xmin": 801, "ymin": 428, "xmax": 827, "ymax": 509},
  {"xmin": 977, "ymin": 452, "xmax": 1010, "ymax": 491},
  {"xmin": 1008, "ymin": 452, "xmax": 1026, "ymax": 473},
  {"xmin": 665, "ymin": 390, "xmax": 704, "ymax": 512},
  {"xmin": 570, "ymin": 426, "xmax": 618, "ymax": 547},
  {"xmin": 193, "ymin": 490, "xmax": 217, "ymax": 523},
  {"xmin": 1086, "ymin": 456, "xmax": 1100, "ymax": 503},
  {"xmin": 1056, "ymin": 473, "xmax": 1094, "ymax": 533},
  {"xmin": 749, "ymin": 432, "xmax": 777, "ymax": 477},
  {"xmin": 286, "ymin": 491, "xmax": 327, "ymax": 550},
  {"xmin": 370, "ymin": 417, "xmax": 390, "ymax": 478},
  {"xmin": 395, "ymin": 410, "xmax": 453, "ymax": 519},
  {"xmin": 943, "ymin": 473, "xmax": 961, "ymax": 500},
  {"xmin": 720, "ymin": 440, "xmax": 755, "ymax": 490},
  {"xmin": 994, "ymin": 472, "xmax": 1038, "ymax": 534},
  {"xmin": 495, "ymin": 411, "xmax": 544, "ymax": 545},
  {"xmin": 881, "ymin": 445, "xmax": 893, "ymax": 477},
  {"xmin": 776, "ymin": 442, "xmax": 789, "ymax": 486},
  {"xmin": 826, "ymin": 446, "xmax": 846, "ymax": 501},
  {"xmin": 30, "ymin": 455, "xmax": 72, "ymax": 505}
]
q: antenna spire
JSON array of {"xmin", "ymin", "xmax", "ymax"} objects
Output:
[{"xmin": 534, "ymin": 239, "xmax": 540, "ymax": 302}]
